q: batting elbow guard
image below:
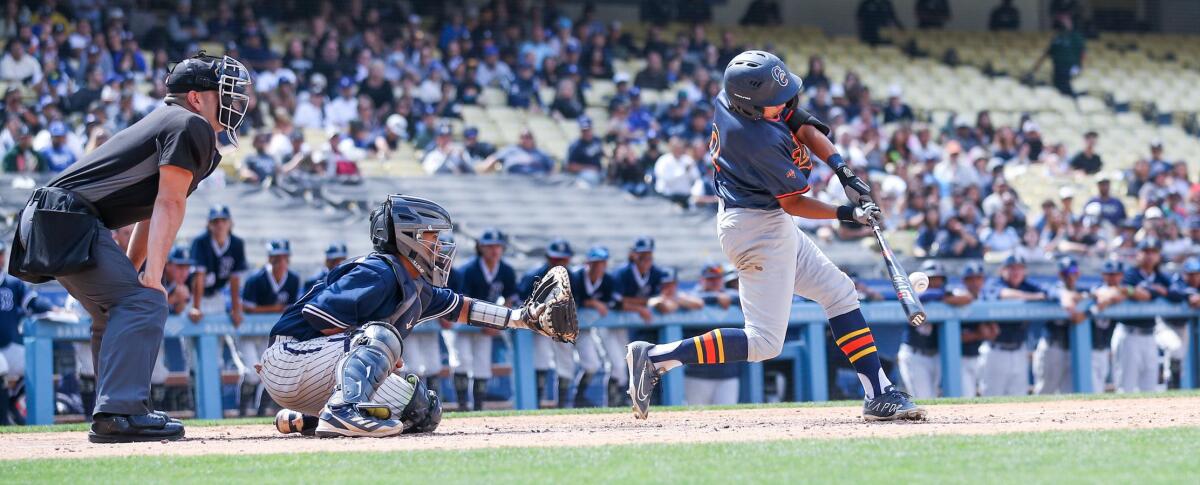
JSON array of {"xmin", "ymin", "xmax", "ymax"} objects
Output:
[{"xmin": 783, "ymin": 105, "xmax": 831, "ymax": 137}]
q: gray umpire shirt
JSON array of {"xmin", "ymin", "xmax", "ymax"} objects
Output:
[{"xmin": 48, "ymin": 102, "xmax": 221, "ymax": 228}]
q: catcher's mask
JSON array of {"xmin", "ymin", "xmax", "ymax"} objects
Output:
[
  {"xmin": 370, "ymin": 194, "xmax": 456, "ymax": 287},
  {"xmin": 166, "ymin": 51, "xmax": 252, "ymax": 153}
]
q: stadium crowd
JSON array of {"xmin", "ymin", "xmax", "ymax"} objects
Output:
[{"xmin": 0, "ymin": 0, "xmax": 1198, "ymax": 423}]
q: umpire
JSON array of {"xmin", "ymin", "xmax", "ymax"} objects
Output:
[{"xmin": 8, "ymin": 53, "xmax": 250, "ymax": 443}]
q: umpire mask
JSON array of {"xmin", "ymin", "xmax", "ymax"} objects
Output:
[{"xmin": 166, "ymin": 52, "xmax": 252, "ymax": 155}]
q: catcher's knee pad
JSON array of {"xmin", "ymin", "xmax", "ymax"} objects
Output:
[
  {"xmin": 331, "ymin": 322, "xmax": 405, "ymax": 406},
  {"xmin": 399, "ymin": 374, "xmax": 443, "ymax": 434}
]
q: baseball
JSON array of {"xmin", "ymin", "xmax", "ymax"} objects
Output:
[{"xmin": 909, "ymin": 272, "xmax": 929, "ymax": 294}]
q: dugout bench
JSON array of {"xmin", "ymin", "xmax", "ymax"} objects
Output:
[{"xmin": 23, "ymin": 301, "xmax": 1200, "ymax": 425}]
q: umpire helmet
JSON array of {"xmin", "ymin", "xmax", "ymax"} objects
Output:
[
  {"xmin": 369, "ymin": 194, "xmax": 456, "ymax": 287},
  {"xmin": 166, "ymin": 51, "xmax": 252, "ymax": 149},
  {"xmin": 723, "ymin": 50, "xmax": 801, "ymax": 120}
]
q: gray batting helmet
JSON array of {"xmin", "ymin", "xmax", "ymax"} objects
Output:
[
  {"xmin": 370, "ymin": 194, "xmax": 456, "ymax": 287},
  {"xmin": 723, "ymin": 50, "xmax": 801, "ymax": 120}
]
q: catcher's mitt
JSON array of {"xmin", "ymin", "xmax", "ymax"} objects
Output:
[{"xmin": 520, "ymin": 265, "xmax": 579, "ymax": 343}]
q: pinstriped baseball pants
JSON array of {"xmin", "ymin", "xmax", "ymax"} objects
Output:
[{"xmin": 259, "ymin": 334, "xmax": 416, "ymax": 416}]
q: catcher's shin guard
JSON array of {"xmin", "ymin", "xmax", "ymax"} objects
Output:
[{"xmin": 316, "ymin": 322, "xmax": 407, "ymax": 438}]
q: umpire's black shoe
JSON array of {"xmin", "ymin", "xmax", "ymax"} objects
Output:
[
  {"xmin": 88, "ymin": 412, "xmax": 186, "ymax": 443},
  {"xmin": 863, "ymin": 385, "xmax": 927, "ymax": 422}
]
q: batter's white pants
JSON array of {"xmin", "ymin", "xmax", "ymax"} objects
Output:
[
  {"xmin": 442, "ymin": 331, "xmax": 494, "ymax": 379},
  {"xmin": 573, "ymin": 328, "xmax": 604, "ymax": 375},
  {"xmin": 897, "ymin": 344, "xmax": 940, "ymax": 399},
  {"xmin": 599, "ymin": 328, "xmax": 630, "ymax": 386},
  {"xmin": 259, "ymin": 334, "xmax": 416, "ymax": 416},
  {"xmin": 1033, "ymin": 339, "xmax": 1070, "ymax": 395},
  {"xmin": 400, "ymin": 331, "xmax": 443, "ymax": 378},
  {"xmin": 1091, "ymin": 349, "xmax": 1110, "ymax": 393},
  {"xmin": 961, "ymin": 356, "xmax": 980, "ymax": 397},
  {"xmin": 534, "ymin": 334, "xmax": 576, "ymax": 378},
  {"xmin": 683, "ymin": 376, "xmax": 739, "ymax": 406},
  {"xmin": 1111, "ymin": 324, "xmax": 1159, "ymax": 393},
  {"xmin": 979, "ymin": 343, "xmax": 1029, "ymax": 396},
  {"xmin": 717, "ymin": 207, "xmax": 859, "ymax": 361}
]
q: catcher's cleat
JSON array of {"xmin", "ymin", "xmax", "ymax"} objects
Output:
[
  {"xmin": 315, "ymin": 403, "xmax": 405, "ymax": 438},
  {"xmin": 626, "ymin": 341, "xmax": 660, "ymax": 420},
  {"xmin": 275, "ymin": 408, "xmax": 319, "ymax": 436},
  {"xmin": 862, "ymin": 385, "xmax": 927, "ymax": 422}
]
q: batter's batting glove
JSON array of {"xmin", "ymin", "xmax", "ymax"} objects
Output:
[
  {"xmin": 834, "ymin": 165, "xmax": 873, "ymax": 206},
  {"xmin": 837, "ymin": 201, "xmax": 881, "ymax": 226}
]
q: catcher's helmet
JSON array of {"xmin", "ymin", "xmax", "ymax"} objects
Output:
[
  {"xmin": 723, "ymin": 50, "xmax": 801, "ymax": 120},
  {"xmin": 369, "ymin": 194, "xmax": 456, "ymax": 287},
  {"xmin": 166, "ymin": 51, "xmax": 252, "ymax": 149}
]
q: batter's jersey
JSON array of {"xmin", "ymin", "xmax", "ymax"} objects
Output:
[
  {"xmin": 459, "ymin": 257, "xmax": 519, "ymax": 305},
  {"xmin": 709, "ymin": 90, "xmax": 814, "ymax": 211},
  {"xmin": 189, "ymin": 232, "xmax": 248, "ymax": 297},
  {"xmin": 241, "ymin": 267, "xmax": 302, "ymax": 309},
  {"xmin": 570, "ymin": 266, "xmax": 616, "ymax": 307},
  {"xmin": 269, "ymin": 253, "xmax": 460, "ymax": 342},
  {"xmin": 612, "ymin": 263, "xmax": 668, "ymax": 300},
  {"xmin": 48, "ymin": 103, "xmax": 220, "ymax": 228},
  {"xmin": 0, "ymin": 274, "xmax": 51, "ymax": 348}
]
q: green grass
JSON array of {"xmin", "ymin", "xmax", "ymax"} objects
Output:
[
  {"xmin": 2, "ymin": 427, "xmax": 1198, "ymax": 483},
  {"xmin": 3, "ymin": 389, "xmax": 1198, "ymax": 433}
]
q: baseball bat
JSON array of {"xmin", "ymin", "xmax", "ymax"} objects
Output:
[{"xmin": 869, "ymin": 222, "xmax": 927, "ymax": 327}]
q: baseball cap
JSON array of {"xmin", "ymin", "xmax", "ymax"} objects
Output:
[
  {"xmin": 483, "ymin": 45, "xmax": 499, "ymax": 57},
  {"xmin": 700, "ymin": 261, "xmax": 724, "ymax": 279},
  {"xmin": 661, "ymin": 267, "xmax": 677, "ymax": 284},
  {"xmin": 464, "ymin": 126, "xmax": 479, "ymax": 138},
  {"xmin": 267, "ymin": 239, "xmax": 292, "ymax": 256},
  {"xmin": 919, "ymin": 260, "xmax": 945, "ymax": 279},
  {"xmin": 48, "ymin": 121, "xmax": 68, "ymax": 137},
  {"xmin": 1002, "ymin": 254, "xmax": 1027, "ymax": 267},
  {"xmin": 578, "ymin": 116, "xmax": 593, "ymax": 130},
  {"xmin": 1101, "ymin": 260, "xmax": 1125, "ymax": 274},
  {"xmin": 1151, "ymin": 139, "xmax": 1164, "ymax": 149},
  {"xmin": 1137, "ymin": 237, "xmax": 1162, "ymax": 251},
  {"xmin": 631, "ymin": 236, "xmax": 655, "ymax": 253},
  {"xmin": 338, "ymin": 76, "xmax": 355, "ymax": 89},
  {"xmin": 1057, "ymin": 256, "xmax": 1079, "ymax": 275},
  {"xmin": 386, "ymin": 114, "xmax": 407, "ymax": 134},
  {"xmin": 1144, "ymin": 207, "xmax": 1164, "ymax": 220},
  {"xmin": 168, "ymin": 245, "xmax": 192, "ymax": 265},
  {"xmin": 436, "ymin": 123, "xmax": 452, "ymax": 136},
  {"xmin": 208, "ymin": 204, "xmax": 231, "ymax": 221},
  {"xmin": 962, "ymin": 261, "xmax": 986, "ymax": 278},
  {"xmin": 478, "ymin": 228, "xmax": 507, "ymax": 246},
  {"xmin": 325, "ymin": 242, "xmax": 348, "ymax": 260},
  {"xmin": 1059, "ymin": 187, "xmax": 1076, "ymax": 199},
  {"xmin": 546, "ymin": 237, "xmax": 574, "ymax": 259},
  {"xmin": 1183, "ymin": 257, "xmax": 1200, "ymax": 274},
  {"xmin": 586, "ymin": 245, "xmax": 609, "ymax": 263},
  {"xmin": 613, "ymin": 72, "xmax": 631, "ymax": 84}
]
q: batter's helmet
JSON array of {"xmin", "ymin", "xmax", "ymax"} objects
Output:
[
  {"xmin": 369, "ymin": 194, "xmax": 456, "ymax": 287},
  {"xmin": 723, "ymin": 50, "xmax": 801, "ymax": 120}
]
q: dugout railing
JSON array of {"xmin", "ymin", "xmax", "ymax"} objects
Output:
[{"xmin": 22, "ymin": 301, "xmax": 1200, "ymax": 424}]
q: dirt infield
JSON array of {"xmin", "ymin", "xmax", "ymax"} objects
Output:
[{"xmin": 4, "ymin": 396, "xmax": 1198, "ymax": 461}]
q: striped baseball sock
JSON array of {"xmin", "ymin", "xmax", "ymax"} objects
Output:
[
  {"xmin": 829, "ymin": 309, "xmax": 891, "ymax": 400},
  {"xmin": 648, "ymin": 328, "xmax": 748, "ymax": 373}
]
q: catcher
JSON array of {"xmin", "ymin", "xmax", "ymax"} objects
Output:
[{"xmin": 261, "ymin": 194, "xmax": 577, "ymax": 438}]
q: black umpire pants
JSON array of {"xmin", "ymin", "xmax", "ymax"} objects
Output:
[{"xmin": 20, "ymin": 206, "xmax": 168, "ymax": 416}]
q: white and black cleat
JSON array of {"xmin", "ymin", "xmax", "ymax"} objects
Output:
[
  {"xmin": 626, "ymin": 341, "xmax": 660, "ymax": 420},
  {"xmin": 315, "ymin": 404, "xmax": 406, "ymax": 438},
  {"xmin": 275, "ymin": 408, "xmax": 318, "ymax": 436},
  {"xmin": 863, "ymin": 385, "xmax": 927, "ymax": 422}
]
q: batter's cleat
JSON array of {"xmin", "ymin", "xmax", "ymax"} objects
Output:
[
  {"xmin": 862, "ymin": 385, "xmax": 927, "ymax": 422},
  {"xmin": 626, "ymin": 341, "xmax": 660, "ymax": 420},
  {"xmin": 88, "ymin": 412, "xmax": 186, "ymax": 443},
  {"xmin": 275, "ymin": 408, "xmax": 319, "ymax": 436},
  {"xmin": 315, "ymin": 403, "xmax": 405, "ymax": 438}
]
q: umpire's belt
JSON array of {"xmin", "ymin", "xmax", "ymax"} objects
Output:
[{"xmin": 9, "ymin": 186, "xmax": 104, "ymax": 282}]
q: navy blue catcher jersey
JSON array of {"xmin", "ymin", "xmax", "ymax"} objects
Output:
[
  {"xmin": 612, "ymin": 263, "xmax": 668, "ymax": 300},
  {"xmin": 710, "ymin": 90, "xmax": 814, "ymax": 211},
  {"xmin": 459, "ymin": 257, "xmax": 519, "ymax": 304},
  {"xmin": 269, "ymin": 253, "xmax": 460, "ymax": 342},
  {"xmin": 241, "ymin": 267, "xmax": 302, "ymax": 310},
  {"xmin": 189, "ymin": 232, "xmax": 248, "ymax": 296},
  {"xmin": 302, "ymin": 269, "xmax": 328, "ymax": 294}
]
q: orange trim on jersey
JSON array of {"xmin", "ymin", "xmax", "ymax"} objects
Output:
[
  {"xmin": 840, "ymin": 334, "xmax": 875, "ymax": 355},
  {"xmin": 702, "ymin": 333, "xmax": 717, "ymax": 364},
  {"xmin": 774, "ymin": 186, "xmax": 812, "ymax": 199}
]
